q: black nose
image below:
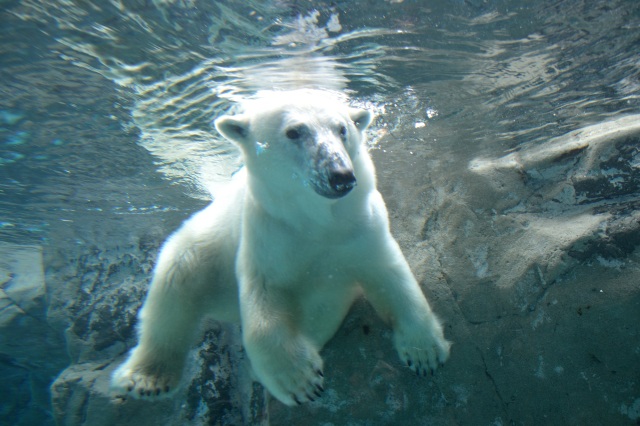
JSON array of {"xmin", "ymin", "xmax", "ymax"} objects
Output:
[{"xmin": 328, "ymin": 169, "xmax": 357, "ymax": 196}]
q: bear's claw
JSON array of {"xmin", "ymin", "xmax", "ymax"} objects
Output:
[
  {"xmin": 111, "ymin": 358, "xmax": 181, "ymax": 401},
  {"xmin": 394, "ymin": 318, "xmax": 451, "ymax": 379},
  {"xmin": 245, "ymin": 330, "xmax": 327, "ymax": 407},
  {"xmin": 287, "ymin": 369, "xmax": 325, "ymax": 406}
]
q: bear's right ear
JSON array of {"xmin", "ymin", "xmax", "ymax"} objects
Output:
[
  {"xmin": 215, "ymin": 115, "xmax": 250, "ymax": 145},
  {"xmin": 349, "ymin": 108, "xmax": 373, "ymax": 132}
]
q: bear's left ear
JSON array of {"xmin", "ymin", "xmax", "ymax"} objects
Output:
[
  {"xmin": 215, "ymin": 115, "xmax": 250, "ymax": 145},
  {"xmin": 349, "ymin": 108, "xmax": 373, "ymax": 132}
]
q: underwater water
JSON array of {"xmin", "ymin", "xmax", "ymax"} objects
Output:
[{"xmin": 1, "ymin": 0, "xmax": 639, "ymax": 425}]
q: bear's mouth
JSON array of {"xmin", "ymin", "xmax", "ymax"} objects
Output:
[{"xmin": 312, "ymin": 169, "xmax": 357, "ymax": 199}]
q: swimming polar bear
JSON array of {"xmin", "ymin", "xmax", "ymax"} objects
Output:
[{"xmin": 111, "ymin": 89, "xmax": 451, "ymax": 406}]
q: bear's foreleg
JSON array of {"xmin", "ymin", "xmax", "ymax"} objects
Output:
[
  {"xmin": 359, "ymin": 238, "xmax": 451, "ymax": 377},
  {"xmin": 111, "ymin": 246, "xmax": 209, "ymax": 399},
  {"xmin": 238, "ymin": 273, "xmax": 325, "ymax": 406}
]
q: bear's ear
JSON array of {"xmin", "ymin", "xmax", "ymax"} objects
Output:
[
  {"xmin": 215, "ymin": 115, "xmax": 250, "ymax": 144},
  {"xmin": 349, "ymin": 108, "xmax": 373, "ymax": 132}
]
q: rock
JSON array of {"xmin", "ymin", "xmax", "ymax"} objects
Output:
[{"xmin": 0, "ymin": 243, "xmax": 66, "ymax": 426}]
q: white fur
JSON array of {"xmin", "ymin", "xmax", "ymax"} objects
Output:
[{"xmin": 111, "ymin": 90, "xmax": 451, "ymax": 405}]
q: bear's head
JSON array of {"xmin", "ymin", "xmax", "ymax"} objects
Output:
[{"xmin": 215, "ymin": 90, "xmax": 373, "ymax": 200}]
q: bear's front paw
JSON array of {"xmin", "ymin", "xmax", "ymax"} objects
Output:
[
  {"xmin": 247, "ymin": 336, "xmax": 325, "ymax": 406},
  {"xmin": 110, "ymin": 354, "xmax": 182, "ymax": 400},
  {"xmin": 394, "ymin": 317, "xmax": 451, "ymax": 377}
]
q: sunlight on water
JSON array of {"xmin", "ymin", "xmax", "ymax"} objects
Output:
[
  {"xmin": 37, "ymin": 4, "xmax": 397, "ymax": 197},
  {"xmin": 1, "ymin": 0, "xmax": 638, "ymax": 238},
  {"xmin": 0, "ymin": 1, "xmax": 636, "ymax": 243}
]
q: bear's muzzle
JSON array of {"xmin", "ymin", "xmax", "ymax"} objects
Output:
[{"xmin": 328, "ymin": 168, "xmax": 356, "ymax": 198}]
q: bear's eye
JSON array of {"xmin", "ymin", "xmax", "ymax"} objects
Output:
[
  {"xmin": 339, "ymin": 126, "xmax": 347, "ymax": 137},
  {"xmin": 286, "ymin": 128, "xmax": 301, "ymax": 140}
]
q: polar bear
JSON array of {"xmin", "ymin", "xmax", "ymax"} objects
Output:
[{"xmin": 111, "ymin": 89, "xmax": 451, "ymax": 406}]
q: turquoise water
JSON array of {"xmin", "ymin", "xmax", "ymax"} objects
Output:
[
  {"xmin": 1, "ymin": 1, "xmax": 639, "ymax": 425},
  {"xmin": 2, "ymin": 1, "xmax": 638, "ymax": 245}
]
